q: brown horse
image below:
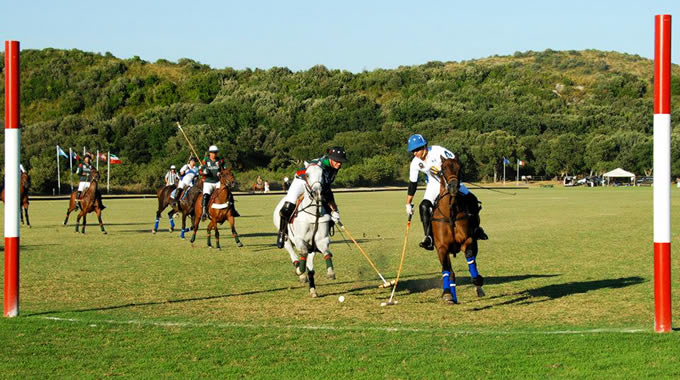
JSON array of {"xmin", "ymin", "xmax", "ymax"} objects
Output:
[
  {"xmin": 152, "ymin": 184, "xmax": 177, "ymax": 234},
  {"xmin": 63, "ymin": 168, "xmax": 107, "ymax": 234},
  {"xmin": 190, "ymin": 167, "xmax": 243, "ymax": 249},
  {"xmin": 1, "ymin": 172, "xmax": 31, "ymax": 227},
  {"xmin": 432, "ymin": 156, "xmax": 485, "ymax": 304},
  {"xmin": 175, "ymin": 177, "xmax": 203, "ymax": 240}
]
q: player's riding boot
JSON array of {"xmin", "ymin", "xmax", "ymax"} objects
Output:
[
  {"xmin": 228, "ymin": 192, "xmax": 240, "ymax": 217},
  {"xmin": 277, "ymin": 201, "xmax": 296, "ymax": 249},
  {"xmin": 201, "ymin": 194, "xmax": 210, "ymax": 221},
  {"xmin": 466, "ymin": 193, "xmax": 488, "ymax": 241},
  {"xmin": 419, "ymin": 200, "xmax": 435, "ymax": 250}
]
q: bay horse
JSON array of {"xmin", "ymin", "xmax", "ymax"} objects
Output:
[
  {"xmin": 1, "ymin": 172, "xmax": 31, "ymax": 227},
  {"xmin": 190, "ymin": 167, "xmax": 243, "ymax": 249},
  {"xmin": 152, "ymin": 184, "xmax": 177, "ymax": 234},
  {"xmin": 432, "ymin": 156, "xmax": 485, "ymax": 304},
  {"xmin": 175, "ymin": 176, "xmax": 203, "ymax": 240},
  {"xmin": 63, "ymin": 168, "xmax": 107, "ymax": 234},
  {"xmin": 273, "ymin": 164, "xmax": 334, "ymax": 298}
]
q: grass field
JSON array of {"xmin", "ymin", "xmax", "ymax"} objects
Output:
[{"xmin": 1, "ymin": 186, "xmax": 680, "ymax": 378}]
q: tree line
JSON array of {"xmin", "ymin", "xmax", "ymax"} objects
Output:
[{"xmin": 1, "ymin": 48, "xmax": 679, "ymax": 193}]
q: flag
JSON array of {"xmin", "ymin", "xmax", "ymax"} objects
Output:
[
  {"xmin": 57, "ymin": 145, "xmax": 68, "ymax": 158},
  {"xmin": 98, "ymin": 152, "xmax": 107, "ymax": 161},
  {"xmin": 518, "ymin": 160, "xmax": 525, "ymax": 166},
  {"xmin": 503, "ymin": 157, "xmax": 510, "ymax": 165},
  {"xmin": 109, "ymin": 154, "xmax": 122, "ymax": 165},
  {"xmin": 71, "ymin": 150, "xmax": 80, "ymax": 161}
]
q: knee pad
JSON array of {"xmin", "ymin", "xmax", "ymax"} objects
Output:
[{"xmin": 280, "ymin": 201, "xmax": 296, "ymax": 218}]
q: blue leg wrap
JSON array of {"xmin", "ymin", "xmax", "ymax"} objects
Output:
[
  {"xmin": 181, "ymin": 229, "xmax": 185, "ymax": 239},
  {"xmin": 154, "ymin": 218, "xmax": 159, "ymax": 231},
  {"xmin": 450, "ymin": 282, "xmax": 458, "ymax": 303},
  {"xmin": 467, "ymin": 256, "xmax": 479, "ymax": 279},
  {"xmin": 170, "ymin": 218, "xmax": 175, "ymax": 229},
  {"xmin": 442, "ymin": 271, "xmax": 451, "ymax": 290}
]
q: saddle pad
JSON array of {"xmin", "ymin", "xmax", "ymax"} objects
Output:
[{"xmin": 211, "ymin": 203, "xmax": 230, "ymax": 209}]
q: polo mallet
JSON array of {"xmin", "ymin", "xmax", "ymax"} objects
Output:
[
  {"xmin": 383, "ymin": 214, "xmax": 412, "ymax": 306},
  {"xmin": 465, "ymin": 182, "xmax": 517, "ymax": 196},
  {"xmin": 176, "ymin": 122, "xmax": 202, "ymax": 162},
  {"xmin": 336, "ymin": 221, "xmax": 395, "ymax": 289}
]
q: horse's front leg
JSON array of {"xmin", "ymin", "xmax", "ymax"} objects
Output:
[
  {"xmin": 307, "ymin": 251, "xmax": 317, "ymax": 298},
  {"xmin": 190, "ymin": 214, "xmax": 200, "ymax": 246},
  {"xmin": 75, "ymin": 212, "xmax": 82, "ymax": 233},
  {"xmin": 81, "ymin": 213, "xmax": 87, "ymax": 234},
  {"xmin": 206, "ymin": 221, "xmax": 213, "ymax": 248},
  {"xmin": 228, "ymin": 213, "xmax": 243, "ymax": 247},
  {"xmin": 180, "ymin": 214, "xmax": 187, "ymax": 240},
  {"xmin": 462, "ymin": 238, "xmax": 484, "ymax": 297},
  {"xmin": 23, "ymin": 207, "xmax": 30, "ymax": 228},
  {"xmin": 437, "ymin": 244, "xmax": 457, "ymax": 304},
  {"xmin": 97, "ymin": 209, "xmax": 107, "ymax": 234},
  {"xmin": 153, "ymin": 209, "xmax": 161, "ymax": 234}
]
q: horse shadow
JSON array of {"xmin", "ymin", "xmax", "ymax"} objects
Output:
[
  {"xmin": 240, "ymin": 232, "xmax": 276, "ymax": 238},
  {"xmin": 400, "ymin": 274, "xmax": 560, "ymax": 295},
  {"xmin": 471, "ymin": 276, "xmax": 645, "ymax": 311}
]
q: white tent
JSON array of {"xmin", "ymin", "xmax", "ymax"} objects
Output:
[{"xmin": 602, "ymin": 168, "xmax": 636, "ymax": 186}]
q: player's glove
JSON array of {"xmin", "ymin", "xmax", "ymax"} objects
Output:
[
  {"xmin": 405, "ymin": 203, "xmax": 414, "ymax": 216},
  {"xmin": 331, "ymin": 211, "xmax": 340, "ymax": 223}
]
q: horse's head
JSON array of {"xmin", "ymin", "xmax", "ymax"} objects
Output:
[
  {"xmin": 304, "ymin": 164, "xmax": 323, "ymax": 201},
  {"xmin": 440, "ymin": 156, "xmax": 461, "ymax": 197},
  {"xmin": 89, "ymin": 168, "xmax": 100, "ymax": 182},
  {"xmin": 219, "ymin": 167, "xmax": 236, "ymax": 188}
]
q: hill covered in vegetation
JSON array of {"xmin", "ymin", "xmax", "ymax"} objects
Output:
[{"xmin": 1, "ymin": 48, "xmax": 679, "ymax": 193}]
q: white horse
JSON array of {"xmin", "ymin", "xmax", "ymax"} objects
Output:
[{"xmin": 273, "ymin": 164, "xmax": 335, "ymax": 298}]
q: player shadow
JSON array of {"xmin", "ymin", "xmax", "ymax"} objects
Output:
[
  {"xmin": 470, "ymin": 276, "xmax": 645, "ymax": 311},
  {"xmin": 239, "ymin": 232, "xmax": 277, "ymax": 238},
  {"xmin": 399, "ymin": 274, "xmax": 561, "ymax": 295}
]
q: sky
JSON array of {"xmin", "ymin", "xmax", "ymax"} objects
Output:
[{"xmin": 2, "ymin": 0, "xmax": 679, "ymax": 72}]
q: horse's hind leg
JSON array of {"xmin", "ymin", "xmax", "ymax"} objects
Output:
[
  {"xmin": 75, "ymin": 213, "xmax": 81, "ymax": 233},
  {"xmin": 206, "ymin": 221, "xmax": 213, "ymax": 248},
  {"xmin": 97, "ymin": 210, "xmax": 107, "ymax": 235},
  {"xmin": 81, "ymin": 214, "xmax": 87, "ymax": 234},
  {"xmin": 153, "ymin": 209, "xmax": 161, "ymax": 234},
  {"xmin": 438, "ymin": 246, "xmax": 457, "ymax": 304},
  {"xmin": 167, "ymin": 209, "xmax": 175, "ymax": 232},
  {"xmin": 228, "ymin": 214, "xmax": 243, "ymax": 247},
  {"xmin": 214, "ymin": 226, "xmax": 221, "ymax": 250},
  {"xmin": 464, "ymin": 240, "xmax": 484, "ymax": 297}
]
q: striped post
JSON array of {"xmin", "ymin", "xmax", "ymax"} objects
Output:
[
  {"xmin": 654, "ymin": 15, "xmax": 672, "ymax": 333},
  {"xmin": 4, "ymin": 40, "xmax": 21, "ymax": 317}
]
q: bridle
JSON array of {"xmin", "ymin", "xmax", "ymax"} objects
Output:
[{"xmin": 433, "ymin": 160, "xmax": 466, "ymax": 226}]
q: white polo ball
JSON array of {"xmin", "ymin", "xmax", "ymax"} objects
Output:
[{"xmin": 338, "ymin": 296, "xmax": 345, "ymax": 303}]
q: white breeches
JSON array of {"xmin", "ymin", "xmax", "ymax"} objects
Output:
[
  {"xmin": 202, "ymin": 182, "xmax": 220, "ymax": 195},
  {"xmin": 77, "ymin": 181, "xmax": 90, "ymax": 192},
  {"xmin": 282, "ymin": 178, "xmax": 306, "ymax": 204},
  {"xmin": 423, "ymin": 177, "xmax": 469, "ymax": 203},
  {"xmin": 178, "ymin": 175, "xmax": 194, "ymax": 190}
]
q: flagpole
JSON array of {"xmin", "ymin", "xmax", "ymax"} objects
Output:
[
  {"xmin": 503, "ymin": 159, "xmax": 506, "ymax": 184},
  {"xmin": 96, "ymin": 149, "xmax": 99, "ymax": 171},
  {"xmin": 107, "ymin": 151, "xmax": 110, "ymax": 194},
  {"xmin": 69, "ymin": 148, "xmax": 73, "ymax": 192},
  {"xmin": 56, "ymin": 146, "xmax": 61, "ymax": 195},
  {"xmin": 516, "ymin": 160, "xmax": 520, "ymax": 186}
]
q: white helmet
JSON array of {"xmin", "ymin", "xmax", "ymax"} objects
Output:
[
  {"xmin": 170, "ymin": 165, "xmax": 176, "ymax": 169},
  {"xmin": 209, "ymin": 145, "xmax": 219, "ymax": 153}
]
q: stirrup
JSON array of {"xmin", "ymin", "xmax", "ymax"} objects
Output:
[{"xmin": 419, "ymin": 235, "xmax": 434, "ymax": 250}]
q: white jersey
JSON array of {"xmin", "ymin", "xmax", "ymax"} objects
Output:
[
  {"xmin": 180, "ymin": 164, "xmax": 198, "ymax": 181},
  {"xmin": 409, "ymin": 145, "xmax": 456, "ymax": 183}
]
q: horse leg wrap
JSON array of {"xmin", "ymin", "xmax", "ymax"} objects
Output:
[
  {"xmin": 466, "ymin": 256, "xmax": 484, "ymax": 286},
  {"xmin": 298, "ymin": 256, "xmax": 307, "ymax": 274},
  {"xmin": 154, "ymin": 218, "xmax": 159, "ymax": 231},
  {"xmin": 324, "ymin": 253, "xmax": 333, "ymax": 269},
  {"xmin": 442, "ymin": 271, "xmax": 451, "ymax": 290},
  {"xmin": 169, "ymin": 218, "xmax": 175, "ymax": 229}
]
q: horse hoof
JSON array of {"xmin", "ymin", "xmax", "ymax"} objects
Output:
[
  {"xmin": 441, "ymin": 293, "xmax": 457, "ymax": 304},
  {"xmin": 102, "ymin": 231, "xmax": 108, "ymax": 235},
  {"xmin": 309, "ymin": 288, "xmax": 318, "ymax": 298},
  {"xmin": 152, "ymin": 230, "xmax": 156, "ymax": 234},
  {"xmin": 327, "ymin": 268, "xmax": 336, "ymax": 280},
  {"xmin": 476, "ymin": 286, "xmax": 485, "ymax": 297},
  {"xmin": 299, "ymin": 273, "xmax": 308, "ymax": 283},
  {"xmin": 237, "ymin": 242, "xmax": 244, "ymax": 248}
]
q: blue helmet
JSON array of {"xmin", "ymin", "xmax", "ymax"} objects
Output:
[{"xmin": 407, "ymin": 134, "xmax": 427, "ymax": 152}]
